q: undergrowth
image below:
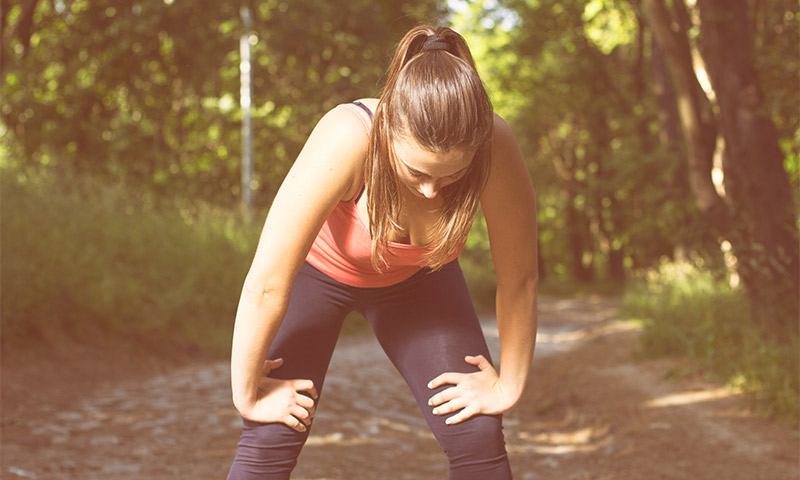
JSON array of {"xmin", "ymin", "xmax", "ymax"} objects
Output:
[
  {"xmin": 1, "ymin": 169, "xmax": 505, "ymax": 355},
  {"xmin": 1, "ymin": 169, "xmax": 261, "ymax": 354},
  {"xmin": 622, "ymin": 261, "xmax": 799, "ymax": 427}
]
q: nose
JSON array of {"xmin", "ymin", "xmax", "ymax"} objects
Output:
[{"xmin": 420, "ymin": 181, "xmax": 438, "ymax": 198}]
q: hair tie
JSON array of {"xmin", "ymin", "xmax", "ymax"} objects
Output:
[{"xmin": 422, "ymin": 34, "xmax": 450, "ymax": 52}]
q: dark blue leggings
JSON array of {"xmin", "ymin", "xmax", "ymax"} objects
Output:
[{"xmin": 227, "ymin": 260, "xmax": 512, "ymax": 480}]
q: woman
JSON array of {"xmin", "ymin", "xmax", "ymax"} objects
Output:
[{"xmin": 227, "ymin": 25, "xmax": 538, "ymax": 480}]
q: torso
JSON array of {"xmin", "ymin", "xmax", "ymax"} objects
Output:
[
  {"xmin": 347, "ymin": 98, "xmax": 444, "ymax": 248},
  {"xmin": 354, "ymin": 185, "xmax": 443, "ymax": 247}
]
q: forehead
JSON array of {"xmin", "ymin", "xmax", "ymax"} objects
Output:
[{"xmin": 392, "ymin": 137, "xmax": 472, "ymax": 177}]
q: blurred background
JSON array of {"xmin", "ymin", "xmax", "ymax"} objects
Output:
[{"xmin": 1, "ymin": 0, "xmax": 798, "ymax": 424}]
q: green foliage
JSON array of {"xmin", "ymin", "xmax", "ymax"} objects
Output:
[
  {"xmin": 622, "ymin": 261, "xmax": 800, "ymax": 426},
  {"xmin": 453, "ymin": 0, "xmax": 690, "ymax": 284},
  {"xmin": 452, "ymin": 0, "xmax": 798, "ymax": 287},
  {"xmin": 0, "ymin": 167, "xmax": 261, "ymax": 353},
  {"xmin": 581, "ymin": 0, "xmax": 638, "ymax": 54},
  {"xmin": 461, "ymin": 208, "xmax": 496, "ymax": 312},
  {"xmin": 1, "ymin": 0, "xmax": 443, "ymax": 206}
]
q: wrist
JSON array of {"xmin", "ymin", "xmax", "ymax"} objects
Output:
[
  {"xmin": 497, "ymin": 377, "xmax": 524, "ymax": 407},
  {"xmin": 232, "ymin": 389, "xmax": 258, "ymax": 417}
]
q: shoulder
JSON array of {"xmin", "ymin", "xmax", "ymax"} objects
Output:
[
  {"xmin": 300, "ymin": 102, "xmax": 374, "ymax": 200},
  {"xmin": 315, "ymin": 102, "xmax": 372, "ymax": 143},
  {"xmin": 353, "ymin": 97, "xmax": 380, "ymax": 113},
  {"xmin": 491, "ymin": 113, "xmax": 517, "ymax": 151},
  {"xmin": 488, "ymin": 112, "xmax": 525, "ymax": 175},
  {"xmin": 483, "ymin": 112, "xmax": 531, "ymax": 202}
]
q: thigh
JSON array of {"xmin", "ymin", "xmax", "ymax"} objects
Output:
[
  {"xmin": 265, "ymin": 262, "xmax": 355, "ymax": 391},
  {"xmin": 228, "ymin": 262, "xmax": 356, "ymax": 480},
  {"xmin": 364, "ymin": 261, "xmax": 511, "ymax": 478},
  {"xmin": 366, "ymin": 260, "xmax": 493, "ymax": 388}
]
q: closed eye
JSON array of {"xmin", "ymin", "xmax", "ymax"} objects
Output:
[
  {"xmin": 404, "ymin": 163, "xmax": 467, "ymax": 180},
  {"xmin": 407, "ymin": 166, "xmax": 425, "ymax": 178}
]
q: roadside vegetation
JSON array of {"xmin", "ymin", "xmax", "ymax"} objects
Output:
[
  {"xmin": 1, "ymin": 169, "xmax": 260, "ymax": 355},
  {"xmin": 621, "ymin": 261, "xmax": 799, "ymax": 426}
]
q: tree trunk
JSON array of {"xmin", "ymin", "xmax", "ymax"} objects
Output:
[
  {"xmin": 696, "ymin": 0, "xmax": 800, "ymax": 335},
  {"xmin": 641, "ymin": 0, "xmax": 730, "ymax": 229}
]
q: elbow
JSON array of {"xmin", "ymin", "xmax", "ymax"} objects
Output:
[
  {"xmin": 496, "ymin": 267, "xmax": 539, "ymax": 303},
  {"xmin": 241, "ymin": 273, "xmax": 290, "ymax": 306}
]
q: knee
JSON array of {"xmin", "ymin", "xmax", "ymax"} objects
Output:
[
  {"xmin": 228, "ymin": 420, "xmax": 308, "ymax": 480},
  {"xmin": 438, "ymin": 414, "xmax": 508, "ymax": 470}
]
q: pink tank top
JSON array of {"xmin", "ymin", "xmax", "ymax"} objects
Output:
[{"xmin": 305, "ymin": 102, "xmax": 463, "ymax": 287}]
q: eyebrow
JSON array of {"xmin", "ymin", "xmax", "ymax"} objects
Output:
[{"xmin": 400, "ymin": 158, "xmax": 469, "ymax": 178}]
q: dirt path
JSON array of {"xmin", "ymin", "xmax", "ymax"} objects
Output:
[{"xmin": 2, "ymin": 297, "xmax": 798, "ymax": 479}]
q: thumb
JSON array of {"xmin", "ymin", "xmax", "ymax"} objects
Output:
[
  {"xmin": 262, "ymin": 357, "xmax": 284, "ymax": 374},
  {"xmin": 464, "ymin": 355, "xmax": 491, "ymax": 370}
]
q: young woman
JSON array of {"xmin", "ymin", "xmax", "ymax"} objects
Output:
[{"xmin": 227, "ymin": 25, "xmax": 538, "ymax": 480}]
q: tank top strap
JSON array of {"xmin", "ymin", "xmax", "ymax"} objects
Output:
[
  {"xmin": 351, "ymin": 101, "xmax": 374, "ymax": 120},
  {"xmin": 338, "ymin": 101, "xmax": 373, "ymax": 134},
  {"xmin": 339, "ymin": 101, "xmax": 371, "ymax": 204},
  {"xmin": 354, "ymin": 180, "xmax": 366, "ymax": 204}
]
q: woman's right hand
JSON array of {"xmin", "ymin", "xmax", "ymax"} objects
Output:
[{"xmin": 239, "ymin": 358, "xmax": 318, "ymax": 432}]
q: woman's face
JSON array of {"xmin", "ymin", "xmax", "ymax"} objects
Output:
[{"xmin": 391, "ymin": 137, "xmax": 473, "ymax": 199}]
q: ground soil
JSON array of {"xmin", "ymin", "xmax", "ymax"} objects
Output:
[{"xmin": 2, "ymin": 296, "xmax": 798, "ymax": 479}]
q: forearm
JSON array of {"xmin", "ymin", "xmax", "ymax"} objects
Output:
[
  {"xmin": 494, "ymin": 278, "xmax": 538, "ymax": 404},
  {"xmin": 230, "ymin": 279, "xmax": 291, "ymax": 415}
]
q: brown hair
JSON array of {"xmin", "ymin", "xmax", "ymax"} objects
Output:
[{"xmin": 365, "ymin": 25, "xmax": 494, "ymax": 271}]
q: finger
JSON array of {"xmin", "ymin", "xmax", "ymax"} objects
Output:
[
  {"xmin": 428, "ymin": 372, "xmax": 463, "ymax": 390},
  {"xmin": 432, "ymin": 398, "xmax": 468, "ymax": 416},
  {"xmin": 283, "ymin": 414, "xmax": 307, "ymax": 433},
  {"xmin": 292, "ymin": 379, "xmax": 318, "ymax": 399},
  {"xmin": 262, "ymin": 358, "xmax": 284, "ymax": 374},
  {"xmin": 290, "ymin": 405, "xmax": 312, "ymax": 426},
  {"xmin": 295, "ymin": 392, "xmax": 316, "ymax": 410},
  {"xmin": 295, "ymin": 394, "xmax": 317, "ymax": 420},
  {"xmin": 464, "ymin": 355, "xmax": 491, "ymax": 370},
  {"xmin": 427, "ymin": 386, "xmax": 459, "ymax": 408},
  {"xmin": 445, "ymin": 406, "xmax": 476, "ymax": 426}
]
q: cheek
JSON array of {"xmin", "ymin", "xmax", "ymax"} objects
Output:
[{"xmin": 440, "ymin": 176, "xmax": 462, "ymax": 189}]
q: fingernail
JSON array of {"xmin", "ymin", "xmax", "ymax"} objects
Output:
[
  {"xmin": 427, "ymin": 399, "xmax": 433, "ymax": 406},
  {"xmin": 432, "ymin": 408, "xmax": 438, "ymax": 415},
  {"xmin": 445, "ymin": 418, "xmax": 452, "ymax": 425},
  {"xmin": 427, "ymin": 382, "xmax": 433, "ymax": 389}
]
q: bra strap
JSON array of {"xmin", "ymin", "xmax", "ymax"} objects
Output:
[{"xmin": 352, "ymin": 100, "xmax": 374, "ymax": 120}]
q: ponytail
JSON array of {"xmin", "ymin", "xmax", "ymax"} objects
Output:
[{"xmin": 366, "ymin": 26, "xmax": 494, "ymax": 271}]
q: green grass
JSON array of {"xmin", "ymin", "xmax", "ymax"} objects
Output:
[
  {"xmin": 0, "ymin": 168, "xmax": 506, "ymax": 356},
  {"xmin": 1, "ymin": 169, "xmax": 261, "ymax": 354},
  {"xmin": 621, "ymin": 261, "xmax": 800, "ymax": 427}
]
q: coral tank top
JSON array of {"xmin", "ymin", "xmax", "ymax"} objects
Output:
[{"xmin": 304, "ymin": 102, "xmax": 462, "ymax": 287}]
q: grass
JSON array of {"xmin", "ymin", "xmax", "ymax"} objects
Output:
[
  {"xmin": 621, "ymin": 260, "xmax": 800, "ymax": 427},
  {"xmin": 1, "ymin": 168, "xmax": 505, "ymax": 356},
  {"xmin": 1, "ymin": 169, "xmax": 261, "ymax": 355}
]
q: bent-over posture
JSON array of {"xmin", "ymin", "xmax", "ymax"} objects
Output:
[{"xmin": 227, "ymin": 25, "xmax": 538, "ymax": 480}]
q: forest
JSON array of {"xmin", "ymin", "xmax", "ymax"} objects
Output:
[{"xmin": 2, "ymin": 0, "xmax": 798, "ymax": 422}]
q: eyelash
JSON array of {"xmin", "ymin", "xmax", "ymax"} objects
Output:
[{"xmin": 408, "ymin": 169, "xmax": 464, "ymax": 180}]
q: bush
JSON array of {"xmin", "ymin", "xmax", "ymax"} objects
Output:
[
  {"xmin": 622, "ymin": 261, "xmax": 800, "ymax": 426},
  {"xmin": 1, "ymin": 169, "xmax": 260, "ymax": 353}
]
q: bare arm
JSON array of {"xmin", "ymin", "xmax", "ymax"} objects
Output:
[
  {"xmin": 427, "ymin": 115, "xmax": 538, "ymax": 423},
  {"xmin": 481, "ymin": 115, "xmax": 538, "ymax": 405},
  {"xmin": 230, "ymin": 106, "xmax": 368, "ymax": 428}
]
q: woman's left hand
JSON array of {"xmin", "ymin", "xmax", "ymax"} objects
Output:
[{"xmin": 426, "ymin": 355, "xmax": 517, "ymax": 425}]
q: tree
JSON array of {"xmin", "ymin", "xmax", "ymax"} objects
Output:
[
  {"xmin": 1, "ymin": 0, "xmax": 444, "ymax": 205},
  {"xmin": 455, "ymin": 0, "xmax": 694, "ymax": 283},
  {"xmin": 641, "ymin": 0, "xmax": 799, "ymax": 337}
]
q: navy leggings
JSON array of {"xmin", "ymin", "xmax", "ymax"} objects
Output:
[{"xmin": 227, "ymin": 260, "xmax": 512, "ymax": 479}]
